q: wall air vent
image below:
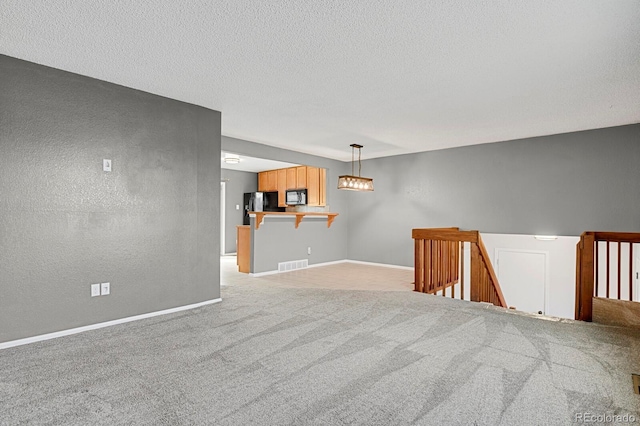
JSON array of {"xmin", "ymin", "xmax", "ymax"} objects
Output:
[{"xmin": 278, "ymin": 259, "xmax": 308, "ymax": 272}]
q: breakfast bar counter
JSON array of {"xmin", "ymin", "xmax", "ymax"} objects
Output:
[{"xmin": 248, "ymin": 211, "xmax": 339, "ymax": 230}]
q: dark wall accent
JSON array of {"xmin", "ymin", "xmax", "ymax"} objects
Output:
[
  {"xmin": 221, "ymin": 169, "xmax": 257, "ymax": 253},
  {"xmin": 347, "ymin": 124, "xmax": 640, "ymax": 266},
  {"xmin": 0, "ymin": 55, "xmax": 221, "ymax": 343}
]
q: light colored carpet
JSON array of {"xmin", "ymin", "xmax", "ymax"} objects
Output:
[{"xmin": 1, "ymin": 264, "xmax": 639, "ymax": 425}]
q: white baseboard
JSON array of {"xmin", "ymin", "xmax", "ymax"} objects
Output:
[
  {"xmin": 345, "ymin": 260, "xmax": 414, "ymax": 271},
  {"xmin": 250, "ymin": 259, "xmax": 412, "ymax": 276},
  {"xmin": 0, "ymin": 298, "xmax": 222, "ymax": 350},
  {"xmin": 250, "ymin": 259, "xmax": 349, "ymax": 276},
  {"xmin": 249, "ymin": 270, "xmax": 281, "ymax": 277},
  {"xmin": 307, "ymin": 259, "xmax": 349, "ymax": 268}
]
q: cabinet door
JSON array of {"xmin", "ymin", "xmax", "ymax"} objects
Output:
[
  {"xmin": 277, "ymin": 169, "xmax": 287, "ymax": 206},
  {"xmin": 286, "ymin": 167, "xmax": 297, "ymax": 190},
  {"xmin": 296, "ymin": 166, "xmax": 307, "ymax": 189},
  {"xmin": 307, "ymin": 167, "xmax": 319, "ymax": 206},
  {"xmin": 237, "ymin": 226, "xmax": 250, "ymax": 273},
  {"xmin": 319, "ymin": 168, "xmax": 326, "ymax": 206},
  {"xmin": 258, "ymin": 172, "xmax": 267, "ymax": 192},
  {"xmin": 266, "ymin": 170, "xmax": 277, "ymax": 191}
]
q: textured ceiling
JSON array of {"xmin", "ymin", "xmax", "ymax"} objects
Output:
[{"xmin": 2, "ymin": 1, "xmax": 639, "ymax": 160}]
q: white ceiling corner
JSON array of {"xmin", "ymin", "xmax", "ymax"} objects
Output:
[{"xmin": 2, "ymin": 0, "xmax": 639, "ymax": 161}]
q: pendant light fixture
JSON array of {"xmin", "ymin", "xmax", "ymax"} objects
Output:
[{"xmin": 338, "ymin": 144, "xmax": 374, "ymax": 191}]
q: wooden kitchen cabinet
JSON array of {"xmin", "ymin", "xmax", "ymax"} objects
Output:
[
  {"xmin": 286, "ymin": 167, "xmax": 297, "ymax": 190},
  {"xmin": 259, "ymin": 165, "xmax": 326, "ymax": 207},
  {"xmin": 258, "ymin": 172, "xmax": 267, "ymax": 192},
  {"xmin": 307, "ymin": 166, "xmax": 319, "ymax": 206},
  {"xmin": 277, "ymin": 168, "xmax": 287, "ymax": 206},
  {"xmin": 258, "ymin": 170, "xmax": 278, "ymax": 192},
  {"xmin": 267, "ymin": 170, "xmax": 277, "ymax": 191},
  {"xmin": 296, "ymin": 166, "xmax": 307, "ymax": 189}
]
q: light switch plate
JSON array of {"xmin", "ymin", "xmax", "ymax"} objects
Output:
[
  {"xmin": 101, "ymin": 282, "xmax": 110, "ymax": 296},
  {"xmin": 103, "ymin": 159, "xmax": 112, "ymax": 172},
  {"xmin": 236, "ymin": 204, "xmax": 240, "ymax": 210},
  {"xmin": 91, "ymin": 283, "xmax": 101, "ymax": 297}
]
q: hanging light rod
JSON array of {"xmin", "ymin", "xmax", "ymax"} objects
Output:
[{"xmin": 338, "ymin": 144, "xmax": 374, "ymax": 191}]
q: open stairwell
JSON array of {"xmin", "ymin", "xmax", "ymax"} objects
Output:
[{"xmin": 575, "ymin": 231, "xmax": 640, "ymax": 327}]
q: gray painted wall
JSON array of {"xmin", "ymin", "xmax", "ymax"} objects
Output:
[
  {"xmin": 222, "ymin": 136, "xmax": 350, "ymax": 272},
  {"xmin": 221, "ymin": 169, "xmax": 257, "ymax": 253},
  {"xmin": 0, "ymin": 55, "xmax": 221, "ymax": 343},
  {"xmin": 347, "ymin": 124, "xmax": 640, "ymax": 267},
  {"xmin": 250, "ymin": 217, "xmax": 343, "ymax": 273}
]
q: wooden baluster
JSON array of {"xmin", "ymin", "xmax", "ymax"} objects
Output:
[
  {"xmin": 438, "ymin": 241, "xmax": 447, "ymax": 296},
  {"xmin": 445, "ymin": 241, "xmax": 449, "ymax": 296},
  {"xmin": 433, "ymin": 240, "xmax": 438, "ymax": 293},
  {"xmin": 446, "ymin": 241, "xmax": 450, "ymax": 292},
  {"xmin": 485, "ymin": 268, "xmax": 489, "ymax": 303},
  {"xmin": 424, "ymin": 240, "xmax": 431, "ymax": 293},
  {"xmin": 439, "ymin": 240, "xmax": 443, "ymax": 292},
  {"xmin": 438, "ymin": 241, "xmax": 442, "ymax": 294},
  {"xmin": 451, "ymin": 241, "xmax": 455, "ymax": 298},
  {"xmin": 454, "ymin": 241, "xmax": 464, "ymax": 282},
  {"xmin": 433, "ymin": 240, "xmax": 437, "ymax": 293},
  {"xmin": 482, "ymin": 260, "xmax": 486, "ymax": 302}
]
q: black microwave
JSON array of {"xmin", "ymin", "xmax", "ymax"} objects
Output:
[{"xmin": 286, "ymin": 189, "xmax": 307, "ymax": 205}]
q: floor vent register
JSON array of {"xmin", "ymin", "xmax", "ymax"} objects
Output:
[{"xmin": 278, "ymin": 259, "xmax": 308, "ymax": 272}]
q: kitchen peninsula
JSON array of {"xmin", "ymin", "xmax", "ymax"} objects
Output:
[
  {"xmin": 249, "ymin": 211, "xmax": 338, "ymax": 229},
  {"xmin": 237, "ymin": 211, "xmax": 339, "ymax": 275},
  {"xmin": 235, "ymin": 162, "xmax": 345, "ymax": 275}
]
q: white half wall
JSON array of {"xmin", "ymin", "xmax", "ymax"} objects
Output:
[{"xmin": 481, "ymin": 233, "xmax": 579, "ymax": 319}]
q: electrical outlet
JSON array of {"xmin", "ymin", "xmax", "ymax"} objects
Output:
[
  {"xmin": 103, "ymin": 159, "xmax": 112, "ymax": 172},
  {"xmin": 236, "ymin": 204, "xmax": 240, "ymax": 210},
  {"xmin": 307, "ymin": 247, "xmax": 311, "ymax": 255},
  {"xmin": 90, "ymin": 284, "xmax": 101, "ymax": 297},
  {"xmin": 101, "ymin": 282, "xmax": 110, "ymax": 296}
]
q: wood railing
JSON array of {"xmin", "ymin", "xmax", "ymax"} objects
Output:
[
  {"xmin": 575, "ymin": 232, "xmax": 640, "ymax": 322},
  {"xmin": 412, "ymin": 228, "xmax": 507, "ymax": 308}
]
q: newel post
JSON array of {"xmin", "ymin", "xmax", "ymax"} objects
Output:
[
  {"xmin": 469, "ymin": 242, "xmax": 480, "ymax": 302},
  {"xmin": 576, "ymin": 233, "xmax": 595, "ymax": 321}
]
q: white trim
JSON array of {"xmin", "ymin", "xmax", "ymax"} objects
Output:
[
  {"xmin": 249, "ymin": 270, "xmax": 281, "ymax": 277},
  {"xmin": 345, "ymin": 259, "xmax": 414, "ymax": 271},
  {"xmin": 306, "ymin": 259, "xmax": 349, "ymax": 268},
  {"xmin": 220, "ymin": 181, "xmax": 226, "ymax": 256},
  {"xmin": 0, "ymin": 298, "xmax": 222, "ymax": 350},
  {"xmin": 249, "ymin": 259, "xmax": 414, "ymax": 277}
]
